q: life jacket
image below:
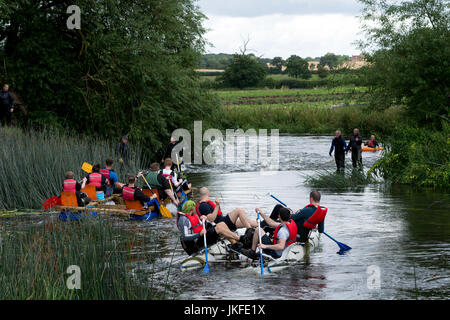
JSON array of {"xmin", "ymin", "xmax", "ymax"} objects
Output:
[
  {"xmin": 146, "ymin": 171, "xmax": 162, "ymax": 188},
  {"xmin": 273, "ymin": 219, "xmax": 298, "ymax": 247},
  {"xmin": 177, "ymin": 212, "xmax": 203, "ymax": 234},
  {"xmin": 195, "ymin": 200, "xmax": 223, "ymax": 218},
  {"xmin": 368, "ymin": 140, "xmax": 375, "ymax": 147},
  {"xmin": 122, "ymin": 186, "xmax": 136, "ymax": 201},
  {"xmin": 303, "ymin": 204, "xmax": 327, "ymax": 229},
  {"xmin": 88, "ymin": 172, "xmax": 102, "ymax": 189},
  {"xmin": 100, "ymin": 168, "xmax": 112, "ymax": 187},
  {"xmin": 160, "ymin": 169, "xmax": 175, "ymax": 185},
  {"xmin": 63, "ymin": 179, "xmax": 77, "ymax": 193}
]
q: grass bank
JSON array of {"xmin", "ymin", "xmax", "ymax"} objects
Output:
[
  {"xmin": 217, "ymin": 87, "xmax": 403, "ymax": 136},
  {"xmin": 0, "ymin": 127, "xmax": 147, "ymax": 210},
  {"xmin": 0, "ymin": 217, "xmax": 171, "ymax": 299}
]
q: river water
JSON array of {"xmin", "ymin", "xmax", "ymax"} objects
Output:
[
  {"xmin": 7, "ymin": 135, "xmax": 448, "ymax": 300},
  {"xmin": 151, "ymin": 135, "xmax": 449, "ymax": 300}
]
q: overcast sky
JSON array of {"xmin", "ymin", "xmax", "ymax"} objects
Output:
[{"xmin": 197, "ymin": 0, "xmax": 365, "ymax": 59}]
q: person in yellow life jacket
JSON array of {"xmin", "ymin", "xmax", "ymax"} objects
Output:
[
  {"xmin": 122, "ymin": 174, "xmax": 157, "ymax": 207},
  {"xmin": 85, "ymin": 163, "xmax": 108, "ymax": 193},
  {"xmin": 62, "ymin": 171, "xmax": 90, "ymax": 206},
  {"xmin": 241, "ymin": 207, "xmax": 297, "ymax": 260},
  {"xmin": 177, "ymin": 200, "xmax": 246, "ymax": 255},
  {"xmin": 195, "ymin": 187, "xmax": 258, "ymax": 233}
]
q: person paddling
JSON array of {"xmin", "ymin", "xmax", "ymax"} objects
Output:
[
  {"xmin": 177, "ymin": 200, "xmax": 244, "ymax": 255},
  {"xmin": 122, "ymin": 174, "xmax": 157, "ymax": 208},
  {"xmin": 241, "ymin": 207, "xmax": 297, "ymax": 260},
  {"xmin": 290, "ymin": 191, "xmax": 327, "ymax": 243},
  {"xmin": 140, "ymin": 163, "xmax": 179, "ymax": 206},
  {"xmin": 85, "ymin": 163, "xmax": 108, "ymax": 195},
  {"xmin": 196, "ymin": 187, "xmax": 258, "ymax": 233},
  {"xmin": 100, "ymin": 158, "xmax": 121, "ymax": 196},
  {"xmin": 62, "ymin": 171, "xmax": 91, "ymax": 207},
  {"xmin": 160, "ymin": 158, "xmax": 191, "ymax": 193},
  {"xmin": 347, "ymin": 128, "xmax": 363, "ymax": 169},
  {"xmin": 329, "ymin": 130, "xmax": 347, "ymax": 171}
]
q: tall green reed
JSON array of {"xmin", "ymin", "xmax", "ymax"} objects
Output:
[
  {"xmin": 0, "ymin": 217, "xmax": 172, "ymax": 299},
  {"xmin": 0, "ymin": 127, "xmax": 148, "ymax": 210}
]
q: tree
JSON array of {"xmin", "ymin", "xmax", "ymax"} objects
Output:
[
  {"xmin": 319, "ymin": 53, "xmax": 339, "ymax": 70},
  {"xmin": 269, "ymin": 56, "xmax": 284, "ymax": 74},
  {"xmin": 286, "ymin": 55, "xmax": 312, "ymax": 79},
  {"xmin": 358, "ymin": 0, "xmax": 450, "ymax": 128},
  {"xmin": 221, "ymin": 54, "xmax": 267, "ymax": 89},
  {"xmin": 0, "ymin": 0, "xmax": 218, "ymax": 158},
  {"xmin": 317, "ymin": 66, "xmax": 329, "ymax": 78}
]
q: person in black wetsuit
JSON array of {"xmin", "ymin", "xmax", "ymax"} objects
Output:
[
  {"xmin": 329, "ymin": 130, "xmax": 347, "ymax": 171},
  {"xmin": 347, "ymin": 128, "xmax": 363, "ymax": 169},
  {"xmin": 161, "ymin": 137, "xmax": 183, "ymax": 170}
]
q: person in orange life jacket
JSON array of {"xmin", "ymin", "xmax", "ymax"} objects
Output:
[
  {"xmin": 364, "ymin": 135, "xmax": 379, "ymax": 148},
  {"xmin": 290, "ymin": 191, "xmax": 327, "ymax": 243},
  {"xmin": 138, "ymin": 162, "xmax": 179, "ymax": 206},
  {"xmin": 122, "ymin": 174, "xmax": 157, "ymax": 207},
  {"xmin": 241, "ymin": 207, "xmax": 297, "ymax": 260},
  {"xmin": 196, "ymin": 187, "xmax": 258, "ymax": 233},
  {"xmin": 160, "ymin": 158, "xmax": 191, "ymax": 192},
  {"xmin": 62, "ymin": 171, "xmax": 91, "ymax": 207},
  {"xmin": 85, "ymin": 163, "xmax": 108, "ymax": 193},
  {"xmin": 100, "ymin": 158, "xmax": 122, "ymax": 196},
  {"xmin": 177, "ymin": 200, "xmax": 245, "ymax": 255}
]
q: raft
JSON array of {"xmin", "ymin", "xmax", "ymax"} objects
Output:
[
  {"xmin": 362, "ymin": 146, "xmax": 384, "ymax": 152},
  {"xmin": 180, "ymin": 230, "xmax": 321, "ymax": 273}
]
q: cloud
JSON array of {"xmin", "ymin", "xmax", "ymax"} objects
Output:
[
  {"xmin": 202, "ymin": 13, "xmax": 362, "ymax": 59},
  {"xmin": 197, "ymin": 0, "xmax": 363, "ymax": 17}
]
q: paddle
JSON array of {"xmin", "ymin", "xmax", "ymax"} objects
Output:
[
  {"xmin": 176, "ymin": 154, "xmax": 181, "ymax": 173},
  {"xmin": 201, "ymin": 219, "xmax": 210, "ymax": 274},
  {"xmin": 81, "ymin": 162, "xmax": 93, "ymax": 173},
  {"xmin": 42, "ymin": 196, "xmax": 60, "ymax": 210},
  {"xmin": 268, "ymin": 193, "xmax": 352, "ymax": 252},
  {"xmin": 141, "ymin": 174, "xmax": 173, "ymax": 219},
  {"xmin": 256, "ymin": 209, "xmax": 264, "ymax": 276}
]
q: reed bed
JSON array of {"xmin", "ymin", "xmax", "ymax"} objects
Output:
[
  {"xmin": 304, "ymin": 169, "xmax": 376, "ymax": 189},
  {"xmin": 0, "ymin": 217, "xmax": 171, "ymax": 299},
  {"xmin": 0, "ymin": 127, "xmax": 148, "ymax": 210}
]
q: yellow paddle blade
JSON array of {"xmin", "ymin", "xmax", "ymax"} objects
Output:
[
  {"xmin": 81, "ymin": 162, "xmax": 93, "ymax": 173},
  {"xmin": 159, "ymin": 204, "xmax": 173, "ymax": 219}
]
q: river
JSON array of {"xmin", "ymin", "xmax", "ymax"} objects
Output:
[{"xmin": 150, "ymin": 135, "xmax": 449, "ymax": 300}]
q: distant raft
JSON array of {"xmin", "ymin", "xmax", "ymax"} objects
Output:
[{"xmin": 362, "ymin": 146, "xmax": 384, "ymax": 152}]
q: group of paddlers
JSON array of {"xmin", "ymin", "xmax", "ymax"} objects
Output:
[
  {"xmin": 329, "ymin": 128, "xmax": 379, "ymax": 171},
  {"xmin": 176, "ymin": 188, "xmax": 326, "ymax": 261},
  {"xmin": 62, "ymin": 157, "xmax": 191, "ymax": 209}
]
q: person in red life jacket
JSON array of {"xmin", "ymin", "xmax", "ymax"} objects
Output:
[
  {"xmin": 196, "ymin": 187, "xmax": 258, "ymax": 233},
  {"xmin": 159, "ymin": 158, "xmax": 191, "ymax": 192},
  {"xmin": 62, "ymin": 171, "xmax": 91, "ymax": 206},
  {"xmin": 290, "ymin": 190, "xmax": 327, "ymax": 243},
  {"xmin": 364, "ymin": 135, "xmax": 379, "ymax": 148},
  {"xmin": 100, "ymin": 158, "xmax": 123, "ymax": 196},
  {"xmin": 122, "ymin": 174, "xmax": 157, "ymax": 207},
  {"xmin": 85, "ymin": 163, "xmax": 108, "ymax": 193},
  {"xmin": 177, "ymin": 200, "xmax": 244, "ymax": 255},
  {"xmin": 241, "ymin": 207, "xmax": 297, "ymax": 260}
]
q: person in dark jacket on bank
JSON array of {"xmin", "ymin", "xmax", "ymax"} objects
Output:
[
  {"xmin": 0, "ymin": 84, "xmax": 14, "ymax": 127},
  {"xmin": 329, "ymin": 130, "xmax": 347, "ymax": 171},
  {"xmin": 347, "ymin": 128, "xmax": 363, "ymax": 169},
  {"xmin": 116, "ymin": 135, "xmax": 131, "ymax": 165}
]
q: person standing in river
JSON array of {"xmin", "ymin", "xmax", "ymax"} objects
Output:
[
  {"xmin": 161, "ymin": 136, "xmax": 183, "ymax": 170},
  {"xmin": 347, "ymin": 128, "xmax": 363, "ymax": 169},
  {"xmin": 329, "ymin": 130, "xmax": 347, "ymax": 171},
  {"xmin": 0, "ymin": 84, "xmax": 14, "ymax": 127}
]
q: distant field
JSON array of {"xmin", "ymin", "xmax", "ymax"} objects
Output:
[{"xmin": 200, "ymin": 73, "xmax": 320, "ymax": 82}]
